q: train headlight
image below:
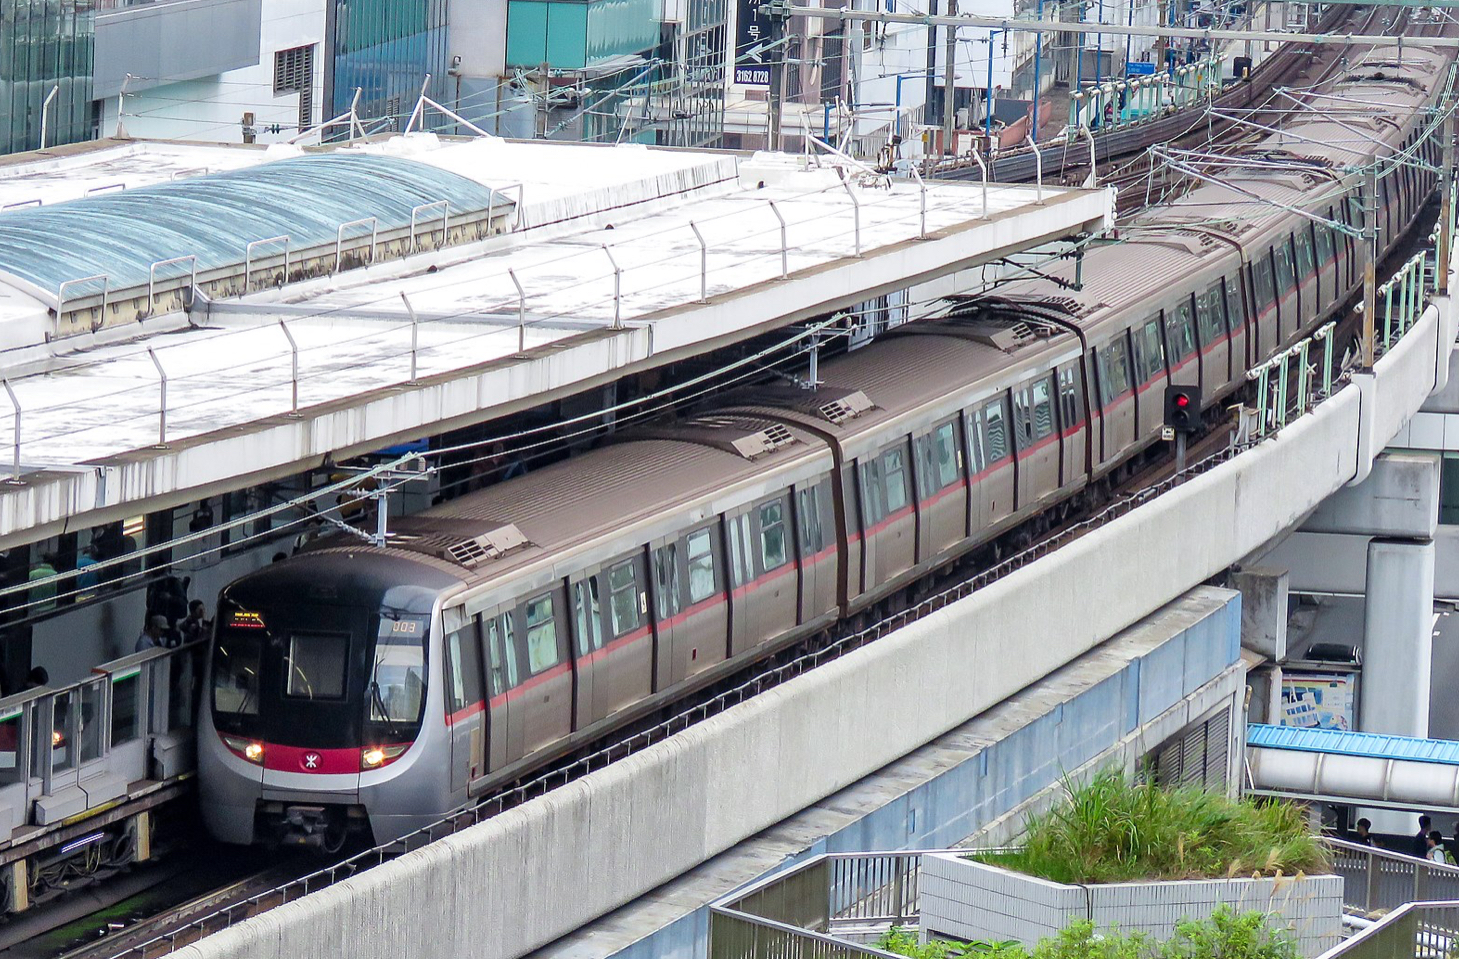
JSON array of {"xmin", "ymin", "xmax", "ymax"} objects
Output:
[
  {"xmin": 221, "ymin": 734, "xmax": 265, "ymax": 765},
  {"xmin": 360, "ymin": 744, "xmax": 408, "ymax": 770}
]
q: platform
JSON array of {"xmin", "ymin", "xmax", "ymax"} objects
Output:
[{"xmin": 0, "ymin": 136, "xmax": 1112, "ymax": 549}]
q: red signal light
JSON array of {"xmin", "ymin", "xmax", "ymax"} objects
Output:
[{"xmin": 1175, "ymin": 394, "xmax": 1190, "ymax": 408}]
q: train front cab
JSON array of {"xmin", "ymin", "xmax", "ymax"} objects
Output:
[{"xmin": 200, "ymin": 554, "xmax": 460, "ymax": 849}]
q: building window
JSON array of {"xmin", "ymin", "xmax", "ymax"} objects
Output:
[
  {"xmin": 274, "ymin": 44, "xmax": 315, "ymax": 133},
  {"xmin": 1440, "ymin": 455, "xmax": 1459, "ymax": 526}
]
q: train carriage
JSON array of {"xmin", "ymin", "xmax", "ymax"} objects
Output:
[{"xmin": 200, "ymin": 42, "xmax": 1458, "ymax": 848}]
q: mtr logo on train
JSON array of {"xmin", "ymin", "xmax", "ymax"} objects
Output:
[{"xmin": 1162, "ymin": 385, "xmax": 1202, "ymax": 436}]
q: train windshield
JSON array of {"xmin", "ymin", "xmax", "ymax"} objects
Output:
[
  {"xmin": 213, "ymin": 607, "xmax": 265, "ymax": 726},
  {"xmin": 367, "ymin": 615, "xmax": 427, "ymax": 741}
]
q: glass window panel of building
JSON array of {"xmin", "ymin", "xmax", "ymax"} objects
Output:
[
  {"xmin": 330, "ymin": 0, "xmax": 449, "ymax": 132},
  {"xmin": 0, "ymin": 0, "xmax": 94, "ymax": 156}
]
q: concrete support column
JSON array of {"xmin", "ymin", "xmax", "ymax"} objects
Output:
[
  {"xmin": 1360, "ymin": 538, "xmax": 1436, "ymax": 738},
  {"xmin": 1360, "ymin": 537, "xmax": 1435, "ymax": 836}
]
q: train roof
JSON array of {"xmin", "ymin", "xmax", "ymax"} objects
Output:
[
  {"xmin": 356, "ymin": 420, "xmax": 831, "ymax": 593},
  {"xmin": 719, "ymin": 314, "xmax": 1076, "ymax": 449}
]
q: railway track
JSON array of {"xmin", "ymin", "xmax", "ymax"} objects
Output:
[{"xmin": 936, "ymin": 2, "xmax": 1403, "ymax": 204}]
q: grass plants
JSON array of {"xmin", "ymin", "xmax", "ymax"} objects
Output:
[
  {"xmin": 969, "ymin": 769, "xmax": 1329, "ymax": 884},
  {"xmin": 877, "ymin": 908, "xmax": 1299, "ymax": 959}
]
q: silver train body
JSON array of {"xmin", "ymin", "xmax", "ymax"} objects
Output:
[{"xmin": 200, "ymin": 42, "xmax": 1455, "ymax": 848}]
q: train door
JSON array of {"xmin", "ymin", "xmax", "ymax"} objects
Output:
[
  {"xmin": 572, "ymin": 554, "xmax": 653, "ymax": 726},
  {"xmin": 1294, "ymin": 225, "xmax": 1317, "ymax": 334},
  {"xmin": 1315, "ymin": 214, "xmax": 1337, "ymax": 317},
  {"xmin": 913, "ymin": 418, "xmax": 966, "ymax": 561},
  {"xmin": 795, "ymin": 480, "xmax": 837, "ymax": 623},
  {"xmin": 865, "ymin": 441, "xmax": 917, "ymax": 584},
  {"xmin": 724, "ymin": 509, "xmax": 756, "ymax": 657},
  {"xmin": 1272, "ymin": 236, "xmax": 1298, "ymax": 344},
  {"xmin": 510, "ymin": 588, "xmax": 573, "ymax": 756},
  {"xmin": 1250, "ymin": 251, "xmax": 1278, "ymax": 359},
  {"xmin": 1096, "ymin": 335, "xmax": 1135, "ymax": 467},
  {"xmin": 443, "ymin": 611, "xmax": 485, "ymax": 793},
  {"xmin": 1012, "ymin": 374, "xmax": 1059, "ymax": 509},
  {"xmin": 1195, "ymin": 281, "xmax": 1229, "ymax": 396},
  {"xmin": 1055, "ymin": 363, "xmax": 1086, "ymax": 487},
  {"xmin": 481, "ymin": 610, "xmax": 520, "ymax": 768},
  {"xmin": 1164, "ymin": 296, "xmax": 1199, "ymax": 389},
  {"xmin": 1131, "ymin": 315, "xmax": 1166, "ymax": 439},
  {"xmin": 648, "ymin": 536, "xmax": 679, "ymax": 691},
  {"xmin": 748, "ymin": 494, "xmax": 799, "ymax": 646},
  {"xmin": 967, "ymin": 395, "xmax": 1014, "ymax": 530},
  {"xmin": 1225, "ymin": 273, "xmax": 1248, "ymax": 373},
  {"xmin": 670, "ymin": 521, "xmax": 729, "ymax": 680},
  {"xmin": 568, "ymin": 570, "xmax": 601, "ymax": 727}
]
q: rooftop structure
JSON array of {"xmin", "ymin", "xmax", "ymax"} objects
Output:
[{"xmin": 0, "ymin": 133, "xmax": 1113, "ymax": 548}]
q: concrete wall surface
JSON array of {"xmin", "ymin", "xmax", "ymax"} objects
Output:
[
  {"xmin": 920, "ymin": 855, "xmax": 1343, "ymax": 957},
  {"xmin": 175, "ymin": 280, "xmax": 1452, "ymax": 959}
]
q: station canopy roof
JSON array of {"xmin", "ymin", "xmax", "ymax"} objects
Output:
[{"xmin": 0, "ymin": 152, "xmax": 511, "ymax": 294}]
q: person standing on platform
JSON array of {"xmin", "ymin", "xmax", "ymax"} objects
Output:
[
  {"xmin": 1415, "ymin": 815, "xmax": 1434, "ymax": 857},
  {"xmin": 1352, "ymin": 818, "xmax": 1374, "ymax": 846}
]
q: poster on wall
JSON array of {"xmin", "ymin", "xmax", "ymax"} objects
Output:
[
  {"xmin": 734, "ymin": 0, "xmax": 772, "ymax": 85},
  {"xmin": 1280, "ymin": 672, "xmax": 1357, "ymax": 730}
]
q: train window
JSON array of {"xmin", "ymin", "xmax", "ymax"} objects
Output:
[
  {"xmin": 75, "ymin": 684, "xmax": 102, "ymax": 765},
  {"xmin": 608, "ymin": 561, "xmax": 640, "ymax": 636},
  {"xmin": 859, "ymin": 458, "xmax": 886, "ymax": 525},
  {"xmin": 524, "ymin": 595, "xmax": 560, "ymax": 675},
  {"xmin": 1166, "ymin": 301, "xmax": 1197, "ymax": 361},
  {"xmin": 370, "ymin": 618, "xmax": 426, "ymax": 724},
  {"xmin": 727, "ymin": 514, "xmax": 753, "ymax": 586},
  {"xmin": 686, "ymin": 528, "xmax": 717, "ymax": 604},
  {"xmin": 1224, "ymin": 277, "xmax": 1242, "ymax": 331},
  {"xmin": 1295, "ymin": 228, "xmax": 1314, "ymax": 281},
  {"xmin": 883, "ymin": 447, "xmax": 909, "ymax": 513},
  {"xmin": 759, "ymin": 500, "xmax": 789, "ymax": 571},
  {"xmin": 1030, "ymin": 377, "xmax": 1054, "ymax": 440},
  {"xmin": 111, "ymin": 672, "xmax": 140, "ymax": 746},
  {"xmin": 1253, "ymin": 255, "xmax": 1276, "ymax": 310},
  {"xmin": 213, "ymin": 623, "xmax": 262, "ymax": 717},
  {"xmin": 485, "ymin": 615, "xmax": 519, "ymax": 695},
  {"xmin": 0, "ymin": 712, "xmax": 20, "ymax": 784},
  {"xmin": 1012, "ymin": 388, "xmax": 1034, "ymax": 450},
  {"xmin": 1057, "ymin": 367, "xmax": 1081, "ymax": 427},
  {"xmin": 932, "ymin": 422, "xmax": 959, "ymax": 489},
  {"xmin": 50, "ymin": 691, "xmax": 73, "ymax": 772},
  {"xmin": 965, "ymin": 410, "xmax": 986, "ymax": 475},
  {"xmin": 1347, "ymin": 194, "xmax": 1365, "ymax": 233},
  {"xmin": 446, "ymin": 623, "xmax": 483, "ymax": 715},
  {"xmin": 1315, "ymin": 219, "xmax": 1333, "ymax": 265},
  {"xmin": 983, "ymin": 398, "xmax": 1010, "ymax": 461},
  {"xmin": 284, "ymin": 632, "xmax": 348, "ymax": 700},
  {"xmin": 1196, "ymin": 284, "xmax": 1223, "ymax": 344},
  {"xmin": 798, "ymin": 486, "xmax": 824, "ymax": 554},
  {"xmin": 1136, "ymin": 318, "xmax": 1164, "ymax": 382},
  {"xmin": 653, "ymin": 544, "xmax": 682, "ymax": 618},
  {"xmin": 572, "ymin": 578, "xmax": 603, "ymax": 654},
  {"xmin": 1274, "ymin": 240, "xmax": 1295, "ymax": 293},
  {"xmin": 1098, "ymin": 340, "xmax": 1131, "ymax": 405}
]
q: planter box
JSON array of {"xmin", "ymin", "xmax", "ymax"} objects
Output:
[{"xmin": 918, "ymin": 853, "xmax": 1343, "ymax": 958}]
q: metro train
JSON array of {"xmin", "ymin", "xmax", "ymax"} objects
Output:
[{"xmin": 200, "ymin": 42, "xmax": 1454, "ymax": 848}]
